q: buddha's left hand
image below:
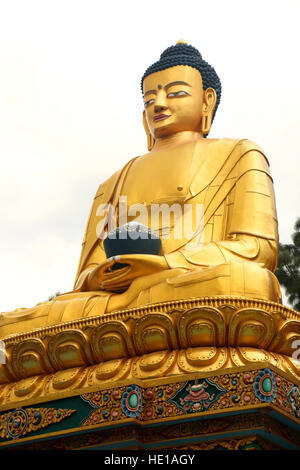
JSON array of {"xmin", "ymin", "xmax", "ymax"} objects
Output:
[{"xmin": 100, "ymin": 254, "xmax": 168, "ymax": 292}]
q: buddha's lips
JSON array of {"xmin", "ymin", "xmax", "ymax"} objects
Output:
[{"xmin": 153, "ymin": 114, "xmax": 170, "ymax": 122}]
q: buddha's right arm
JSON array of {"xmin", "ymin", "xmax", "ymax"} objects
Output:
[
  {"xmin": 73, "ymin": 243, "xmax": 110, "ymax": 291},
  {"xmin": 73, "ymin": 264, "xmax": 102, "ymax": 291}
]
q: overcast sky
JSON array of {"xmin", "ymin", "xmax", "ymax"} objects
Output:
[{"xmin": 1, "ymin": 0, "xmax": 299, "ymax": 312}]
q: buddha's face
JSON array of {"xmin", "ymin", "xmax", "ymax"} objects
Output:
[{"xmin": 143, "ymin": 66, "xmax": 205, "ymax": 139}]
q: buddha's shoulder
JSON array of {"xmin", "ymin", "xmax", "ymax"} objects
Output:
[
  {"xmin": 94, "ymin": 167, "xmax": 124, "ymax": 199},
  {"xmin": 95, "ymin": 156, "xmax": 139, "ymax": 197},
  {"xmin": 203, "ymin": 137, "xmax": 266, "ymax": 153},
  {"xmin": 205, "ymin": 137, "xmax": 269, "ymax": 165},
  {"xmin": 195, "ymin": 138, "xmax": 270, "ymax": 179}
]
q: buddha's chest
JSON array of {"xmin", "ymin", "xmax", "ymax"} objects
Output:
[{"xmin": 121, "ymin": 145, "xmax": 196, "ymax": 207}]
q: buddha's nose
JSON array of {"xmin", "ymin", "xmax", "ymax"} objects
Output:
[
  {"xmin": 154, "ymin": 92, "xmax": 168, "ymax": 113},
  {"xmin": 154, "ymin": 103, "xmax": 168, "ymax": 113}
]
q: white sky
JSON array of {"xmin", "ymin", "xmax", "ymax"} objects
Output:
[{"xmin": 0, "ymin": 0, "xmax": 299, "ymax": 312}]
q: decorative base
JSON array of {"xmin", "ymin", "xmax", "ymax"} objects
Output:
[
  {"xmin": 0, "ymin": 363, "xmax": 299, "ymax": 449},
  {"xmin": 0, "ymin": 296, "xmax": 299, "ymax": 449}
]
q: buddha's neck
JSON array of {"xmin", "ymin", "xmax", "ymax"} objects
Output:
[{"xmin": 152, "ymin": 131, "xmax": 205, "ymax": 151}]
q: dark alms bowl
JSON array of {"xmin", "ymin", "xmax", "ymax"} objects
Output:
[{"xmin": 103, "ymin": 222, "xmax": 162, "ymax": 270}]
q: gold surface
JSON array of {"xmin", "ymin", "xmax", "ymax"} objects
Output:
[{"xmin": 0, "ymin": 61, "xmax": 282, "ymax": 336}]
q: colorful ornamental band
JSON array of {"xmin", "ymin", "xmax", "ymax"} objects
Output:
[
  {"xmin": 0, "ymin": 368, "xmax": 299, "ymax": 441},
  {"xmin": 80, "ymin": 369, "xmax": 300, "ymax": 427},
  {"xmin": 0, "ymin": 407, "xmax": 76, "ymax": 440}
]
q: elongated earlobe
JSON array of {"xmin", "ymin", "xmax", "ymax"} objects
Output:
[
  {"xmin": 143, "ymin": 111, "xmax": 155, "ymax": 151},
  {"xmin": 201, "ymin": 113, "xmax": 212, "ymax": 134}
]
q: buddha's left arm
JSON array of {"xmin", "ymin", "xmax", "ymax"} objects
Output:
[
  {"xmin": 165, "ymin": 234, "xmax": 277, "ymax": 272},
  {"xmin": 165, "ymin": 148, "xmax": 279, "ymax": 272}
]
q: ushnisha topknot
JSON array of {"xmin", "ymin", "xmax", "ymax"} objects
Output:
[{"xmin": 141, "ymin": 40, "xmax": 222, "ymax": 123}]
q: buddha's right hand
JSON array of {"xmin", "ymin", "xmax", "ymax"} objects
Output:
[{"xmin": 85, "ymin": 257, "xmax": 122, "ymax": 291}]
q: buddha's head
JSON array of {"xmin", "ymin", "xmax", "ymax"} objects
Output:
[{"xmin": 141, "ymin": 41, "xmax": 221, "ymax": 149}]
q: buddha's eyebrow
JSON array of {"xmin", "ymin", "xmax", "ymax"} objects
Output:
[
  {"xmin": 144, "ymin": 89, "xmax": 157, "ymax": 97},
  {"xmin": 164, "ymin": 81, "xmax": 191, "ymax": 90},
  {"xmin": 144, "ymin": 81, "xmax": 191, "ymax": 98}
]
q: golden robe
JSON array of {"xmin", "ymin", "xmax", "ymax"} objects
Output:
[{"xmin": 0, "ymin": 138, "xmax": 281, "ymax": 337}]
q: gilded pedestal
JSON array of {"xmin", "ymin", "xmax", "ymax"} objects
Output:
[{"xmin": 0, "ymin": 295, "xmax": 299, "ymax": 450}]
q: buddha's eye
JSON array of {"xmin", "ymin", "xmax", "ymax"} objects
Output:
[
  {"xmin": 167, "ymin": 90, "xmax": 190, "ymax": 98},
  {"xmin": 144, "ymin": 98, "xmax": 155, "ymax": 107}
]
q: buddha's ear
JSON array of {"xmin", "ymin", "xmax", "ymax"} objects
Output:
[
  {"xmin": 143, "ymin": 110, "xmax": 155, "ymax": 151},
  {"xmin": 201, "ymin": 87, "xmax": 217, "ymax": 135}
]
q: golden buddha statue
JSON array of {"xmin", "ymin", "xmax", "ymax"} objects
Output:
[{"xmin": 0, "ymin": 41, "xmax": 282, "ymax": 338}]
